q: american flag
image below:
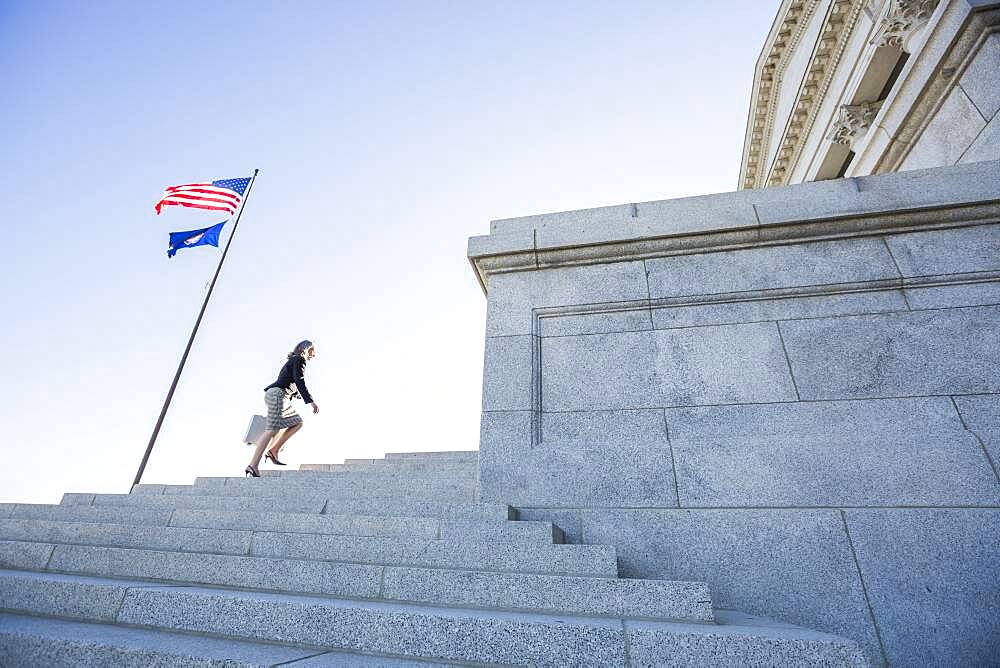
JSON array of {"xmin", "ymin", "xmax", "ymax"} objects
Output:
[{"xmin": 154, "ymin": 176, "xmax": 252, "ymax": 216}]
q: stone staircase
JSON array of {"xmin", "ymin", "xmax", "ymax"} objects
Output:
[{"xmin": 0, "ymin": 450, "xmax": 868, "ymax": 666}]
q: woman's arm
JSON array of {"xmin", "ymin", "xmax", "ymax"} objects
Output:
[{"xmin": 292, "ymin": 356, "xmax": 315, "ymax": 404}]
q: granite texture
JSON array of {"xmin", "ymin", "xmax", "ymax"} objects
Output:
[
  {"xmin": 952, "ymin": 394, "xmax": 1000, "ymax": 481},
  {"xmin": 652, "ymin": 322, "xmax": 798, "ymax": 405},
  {"xmin": 844, "ymin": 509, "xmax": 1000, "ymax": 667},
  {"xmin": 485, "ymin": 261, "xmax": 648, "ymax": 336},
  {"xmin": 45, "ymin": 544, "xmax": 382, "ymax": 599},
  {"xmin": 117, "ymin": 586, "xmax": 629, "ymax": 666},
  {"xmin": 626, "ymin": 618, "xmax": 868, "ymax": 667},
  {"xmin": 904, "ymin": 280, "xmax": 1000, "ymax": 310},
  {"xmin": 0, "ymin": 505, "xmax": 14, "ymax": 520},
  {"xmin": 781, "ymin": 306, "xmax": 1000, "ymax": 399},
  {"xmin": 899, "ymin": 86, "xmax": 987, "ymax": 171},
  {"xmin": 541, "ymin": 331, "xmax": 659, "ymax": 411},
  {"xmin": 644, "ymin": 237, "xmax": 896, "ymax": 299},
  {"xmin": 0, "ymin": 570, "xmax": 126, "ymax": 622},
  {"xmin": 579, "ymin": 509, "xmax": 883, "ymax": 665},
  {"xmin": 651, "ymin": 290, "xmax": 906, "ymax": 330},
  {"xmin": 10, "ymin": 504, "xmax": 174, "ymax": 527},
  {"xmin": 0, "ymin": 539, "xmax": 54, "ymax": 570},
  {"xmin": 381, "ymin": 566, "xmax": 714, "ymax": 622},
  {"xmin": 249, "ymin": 532, "xmax": 617, "ymax": 576},
  {"xmin": 539, "ymin": 306, "xmax": 652, "ymax": 337},
  {"xmin": 481, "ymin": 335, "xmax": 534, "ymax": 412},
  {"xmin": 0, "ymin": 519, "xmax": 252, "ymax": 556},
  {"xmin": 0, "ymin": 613, "xmax": 326, "ymax": 667},
  {"xmin": 666, "ymin": 397, "xmax": 1000, "ymax": 506},
  {"xmin": 960, "ymin": 110, "xmax": 1000, "ymax": 164},
  {"xmin": 85, "ymin": 492, "xmax": 327, "ymax": 513},
  {"xmin": 960, "ymin": 33, "xmax": 1000, "ymax": 120},
  {"xmin": 885, "ymin": 223, "xmax": 1000, "ymax": 277}
]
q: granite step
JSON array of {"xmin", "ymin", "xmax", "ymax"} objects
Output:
[
  {"xmin": 0, "ymin": 570, "xmax": 867, "ymax": 666},
  {"xmin": 61, "ymin": 492, "xmax": 513, "ymax": 520},
  {"xmin": 129, "ymin": 481, "xmax": 477, "ymax": 504},
  {"xmin": 4, "ymin": 504, "xmax": 560, "ymax": 543},
  {"xmin": 187, "ymin": 477, "xmax": 478, "ymax": 499},
  {"xmin": 0, "ymin": 520, "xmax": 614, "ymax": 575},
  {"xmin": 0, "ymin": 612, "xmax": 447, "ymax": 667},
  {"xmin": 1, "ymin": 543, "xmax": 711, "ymax": 621},
  {"xmin": 384, "ymin": 451, "xmax": 479, "ymax": 462}
]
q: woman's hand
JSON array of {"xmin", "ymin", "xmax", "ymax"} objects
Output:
[{"xmin": 311, "ymin": 402, "xmax": 320, "ymax": 414}]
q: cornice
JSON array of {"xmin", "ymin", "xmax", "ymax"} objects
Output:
[
  {"xmin": 740, "ymin": 0, "xmax": 823, "ymax": 190},
  {"xmin": 740, "ymin": 0, "xmax": 869, "ymax": 189}
]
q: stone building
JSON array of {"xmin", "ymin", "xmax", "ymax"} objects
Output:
[
  {"xmin": 470, "ymin": 1, "xmax": 999, "ymax": 665},
  {"xmin": 741, "ymin": 0, "xmax": 999, "ymax": 186}
]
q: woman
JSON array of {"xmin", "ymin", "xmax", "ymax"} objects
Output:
[{"xmin": 245, "ymin": 340, "xmax": 320, "ymax": 477}]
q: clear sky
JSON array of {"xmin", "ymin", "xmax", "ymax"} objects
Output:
[{"xmin": 0, "ymin": 0, "xmax": 778, "ymax": 504}]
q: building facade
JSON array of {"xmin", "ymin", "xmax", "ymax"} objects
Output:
[
  {"xmin": 470, "ymin": 4, "xmax": 1000, "ymax": 664},
  {"xmin": 740, "ymin": 0, "xmax": 999, "ymax": 187}
]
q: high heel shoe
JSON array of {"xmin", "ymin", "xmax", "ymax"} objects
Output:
[
  {"xmin": 244, "ymin": 465, "xmax": 260, "ymax": 478},
  {"xmin": 264, "ymin": 451, "xmax": 286, "ymax": 466}
]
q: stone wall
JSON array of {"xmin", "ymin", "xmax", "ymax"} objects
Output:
[
  {"xmin": 899, "ymin": 31, "xmax": 1000, "ymax": 170},
  {"xmin": 470, "ymin": 160, "xmax": 1000, "ymax": 667}
]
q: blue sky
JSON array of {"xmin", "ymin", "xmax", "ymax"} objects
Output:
[{"xmin": 0, "ymin": 0, "xmax": 777, "ymax": 503}]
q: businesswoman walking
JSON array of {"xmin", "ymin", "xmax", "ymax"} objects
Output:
[{"xmin": 246, "ymin": 340, "xmax": 319, "ymax": 477}]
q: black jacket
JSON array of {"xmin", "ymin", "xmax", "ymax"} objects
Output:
[{"xmin": 264, "ymin": 355, "xmax": 314, "ymax": 404}]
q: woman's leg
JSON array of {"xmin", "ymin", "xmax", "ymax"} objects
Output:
[
  {"xmin": 248, "ymin": 428, "xmax": 277, "ymax": 470},
  {"xmin": 268, "ymin": 422, "xmax": 302, "ymax": 457}
]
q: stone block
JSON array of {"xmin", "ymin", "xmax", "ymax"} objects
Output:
[
  {"xmin": 250, "ymin": 532, "xmax": 617, "ymax": 576},
  {"xmin": 46, "ymin": 544, "xmax": 382, "ymax": 599},
  {"xmin": 904, "ymin": 280, "xmax": 1000, "ymax": 310},
  {"xmin": 885, "ymin": 223, "xmax": 1000, "ymax": 277},
  {"xmin": 580, "ymin": 508, "xmax": 882, "ymax": 665},
  {"xmin": 382, "ymin": 566, "xmax": 714, "ymax": 622},
  {"xmin": 9, "ymin": 504, "xmax": 174, "ymax": 527},
  {"xmin": 0, "ymin": 613, "xmax": 326, "ymax": 667},
  {"xmin": 0, "ymin": 540, "xmax": 53, "ymax": 570},
  {"xmin": 485, "ymin": 261, "xmax": 648, "ymax": 336},
  {"xmin": 466, "ymin": 226, "xmax": 534, "ymax": 257},
  {"xmin": 117, "ymin": 585, "xmax": 629, "ymax": 666},
  {"xmin": 0, "ymin": 505, "xmax": 14, "ymax": 519},
  {"xmin": 652, "ymin": 322, "xmax": 798, "ymax": 406},
  {"xmin": 645, "ymin": 238, "xmax": 896, "ymax": 299},
  {"xmin": 666, "ymin": 398, "xmax": 1000, "ymax": 506},
  {"xmin": 86, "ymin": 492, "xmax": 327, "ymax": 513},
  {"xmin": 626, "ymin": 617, "xmax": 868, "ymax": 667},
  {"xmin": 437, "ymin": 518, "xmax": 556, "ymax": 544},
  {"xmin": 0, "ymin": 519, "xmax": 253, "ymax": 556},
  {"xmin": 844, "ymin": 509, "xmax": 1000, "ymax": 667},
  {"xmin": 491, "ymin": 203, "xmax": 635, "ymax": 235},
  {"xmin": 323, "ymin": 498, "xmax": 510, "ymax": 521},
  {"xmin": 900, "ymin": 87, "xmax": 987, "ymax": 170},
  {"xmin": 477, "ymin": 410, "xmax": 533, "ymax": 504},
  {"xmin": 0, "ymin": 570, "xmax": 127, "ymax": 622},
  {"xmin": 169, "ymin": 508, "xmax": 439, "ymax": 540},
  {"xmin": 959, "ymin": 33, "xmax": 1000, "ymax": 120},
  {"xmin": 781, "ymin": 306, "xmax": 1000, "ymax": 399},
  {"xmin": 959, "ymin": 111, "xmax": 1000, "ymax": 164},
  {"xmin": 953, "ymin": 394, "xmax": 1000, "ymax": 479},
  {"xmin": 516, "ymin": 509, "xmax": 584, "ymax": 544},
  {"xmin": 651, "ymin": 290, "xmax": 906, "ymax": 330},
  {"xmin": 481, "ymin": 335, "xmax": 534, "ymax": 412},
  {"xmin": 59, "ymin": 493, "xmax": 94, "ymax": 506},
  {"xmin": 541, "ymin": 331, "xmax": 660, "ymax": 411},
  {"xmin": 539, "ymin": 306, "xmax": 652, "ymax": 337}
]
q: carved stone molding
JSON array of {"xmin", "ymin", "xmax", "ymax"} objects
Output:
[
  {"xmin": 871, "ymin": 0, "xmax": 941, "ymax": 51},
  {"xmin": 827, "ymin": 99, "xmax": 885, "ymax": 147},
  {"xmin": 765, "ymin": 0, "xmax": 868, "ymax": 187}
]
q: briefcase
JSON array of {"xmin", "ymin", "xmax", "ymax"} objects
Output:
[{"xmin": 243, "ymin": 414, "xmax": 266, "ymax": 445}]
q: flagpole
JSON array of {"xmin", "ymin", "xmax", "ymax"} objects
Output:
[{"xmin": 132, "ymin": 168, "xmax": 260, "ymax": 488}]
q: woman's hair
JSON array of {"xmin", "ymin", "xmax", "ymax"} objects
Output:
[{"xmin": 288, "ymin": 340, "xmax": 314, "ymax": 359}]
